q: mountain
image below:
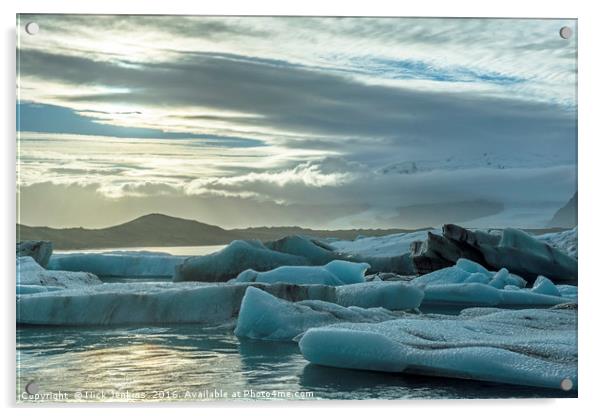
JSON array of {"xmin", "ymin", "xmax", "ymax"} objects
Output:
[
  {"xmin": 549, "ymin": 192, "xmax": 577, "ymax": 228},
  {"xmin": 16, "ymin": 213, "xmax": 429, "ymax": 250},
  {"xmin": 17, "ymin": 214, "xmax": 240, "ymax": 250}
]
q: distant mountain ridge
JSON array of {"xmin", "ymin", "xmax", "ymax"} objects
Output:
[{"xmin": 17, "ymin": 213, "xmax": 430, "ymax": 250}]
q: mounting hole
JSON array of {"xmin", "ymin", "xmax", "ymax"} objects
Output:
[
  {"xmin": 25, "ymin": 22, "xmax": 39, "ymax": 36},
  {"xmin": 559, "ymin": 26, "xmax": 573, "ymax": 40},
  {"xmin": 560, "ymin": 378, "xmax": 573, "ymax": 391},
  {"xmin": 25, "ymin": 381, "xmax": 39, "ymax": 394}
]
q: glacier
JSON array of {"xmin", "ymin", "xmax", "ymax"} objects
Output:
[
  {"xmin": 412, "ymin": 258, "xmax": 575, "ymax": 308},
  {"xmin": 234, "ymin": 287, "xmax": 403, "ymax": 341},
  {"xmin": 231, "ymin": 260, "xmax": 370, "ymax": 286},
  {"xmin": 49, "ymin": 251, "xmax": 186, "ymax": 278},
  {"xmin": 18, "ymin": 256, "xmax": 102, "ymax": 288},
  {"xmin": 299, "ymin": 307, "xmax": 577, "ymax": 390}
]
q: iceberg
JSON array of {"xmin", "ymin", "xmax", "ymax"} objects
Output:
[
  {"xmin": 234, "ymin": 287, "xmax": 402, "ymax": 341},
  {"xmin": 536, "ymin": 227, "xmax": 578, "ymax": 259},
  {"xmin": 335, "ymin": 281, "xmax": 423, "ymax": 310},
  {"xmin": 176, "ymin": 235, "xmax": 417, "ymax": 282},
  {"xmin": 18, "ymin": 256, "xmax": 102, "ymax": 288},
  {"xmin": 299, "ymin": 308, "xmax": 577, "ymax": 390},
  {"xmin": 412, "ymin": 259, "xmax": 574, "ymax": 308},
  {"xmin": 17, "ymin": 240, "xmax": 53, "ymax": 267},
  {"xmin": 411, "ymin": 224, "xmax": 577, "ymax": 284},
  {"xmin": 231, "ymin": 260, "xmax": 370, "ymax": 286},
  {"xmin": 329, "ymin": 230, "xmax": 433, "ymax": 258},
  {"xmin": 48, "ymin": 251, "xmax": 186, "ymax": 278},
  {"xmin": 174, "ymin": 240, "xmax": 309, "ymax": 282},
  {"xmin": 17, "ymin": 279, "xmax": 422, "ymax": 326}
]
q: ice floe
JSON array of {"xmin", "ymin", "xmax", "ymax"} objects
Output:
[
  {"xmin": 536, "ymin": 227, "xmax": 578, "ymax": 259},
  {"xmin": 299, "ymin": 307, "xmax": 577, "ymax": 390},
  {"xmin": 49, "ymin": 251, "xmax": 185, "ymax": 278},
  {"xmin": 17, "ymin": 278, "xmax": 424, "ymax": 326},
  {"xmin": 412, "ymin": 259, "xmax": 575, "ymax": 308},
  {"xmin": 235, "ymin": 287, "xmax": 402, "ymax": 341},
  {"xmin": 329, "ymin": 230, "xmax": 434, "ymax": 258},
  {"xmin": 18, "ymin": 256, "xmax": 102, "ymax": 288},
  {"xmin": 17, "ymin": 240, "xmax": 53, "ymax": 267},
  {"xmin": 231, "ymin": 260, "xmax": 370, "ymax": 286},
  {"xmin": 174, "ymin": 240, "xmax": 309, "ymax": 282}
]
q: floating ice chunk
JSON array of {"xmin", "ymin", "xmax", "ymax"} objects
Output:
[
  {"xmin": 334, "ymin": 281, "xmax": 423, "ymax": 310},
  {"xmin": 299, "ymin": 308, "xmax": 577, "ymax": 390},
  {"xmin": 174, "ymin": 240, "xmax": 309, "ymax": 282},
  {"xmin": 411, "ymin": 265, "xmax": 473, "ymax": 286},
  {"xmin": 49, "ymin": 252, "xmax": 185, "ymax": 278},
  {"xmin": 323, "ymin": 260, "xmax": 370, "ymax": 284},
  {"xmin": 230, "ymin": 260, "xmax": 369, "ymax": 286},
  {"xmin": 17, "ymin": 279, "xmax": 423, "ymax": 326},
  {"xmin": 17, "ymin": 240, "xmax": 53, "ymax": 267},
  {"xmin": 536, "ymin": 227, "xmax": 578, "ymax": 259},
  {"xmin": 456, "ymin": 258, "xmax": 490, "ymax": 275},
  {"xmin": 234, "ymin": 287, "xmax": 401, "ymax": 341},
  {"xmin": 329, "ymin": 230, "xmax": 434, "ymax": 258},
  {"xmin": 17, "ymin": 285, "xmax": 62, "ymax": 295},
  {"xmin": 413, "ymin": 259, "xmax": 571, "ymax": 308},
  {"xmin": 265, "ymin": 235, "xmax": 339, "ymax": 265},
  {"xmin": 531, "ymin": 276, "xmax": 561, "ymax": 297},
  {"xmin": 231, "ymin": 265, "xmax": 345, "ymax": 286},
  {"xmin": 18, "ymin": 256, "xmax": 102, "ymax": 288},
  {"xmin": 483, "ymin": 228, "xmax": 577, "ymax": 283},
  {"xmin": 557, "ymin": 285, "xmax": 578, "ymax": 300}
]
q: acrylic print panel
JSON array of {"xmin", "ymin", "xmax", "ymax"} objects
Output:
[{"xmin": 16, "ymin": 15, "xmax": 577, "ymax": 402}]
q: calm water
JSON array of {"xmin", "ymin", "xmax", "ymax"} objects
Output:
[
  {"xmin": 17, "ymin": 323, "xmax": 576, "ymax": 402},
  {"xmin": 55, "ymin": 245, "xmax": 226, "ymax": 256}
]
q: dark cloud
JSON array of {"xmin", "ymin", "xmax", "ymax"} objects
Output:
[{"xmin": 19, "ymin": 49, "xmax": 576, "ymax": 166}]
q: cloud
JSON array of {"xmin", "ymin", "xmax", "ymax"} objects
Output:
[
  {"xmin": 16, "ymin": 16, "xmax": 578, "ymax": 228},
  {"xmin": 18, "ymin": 49, "xmax": 576, "ymax": 166}
]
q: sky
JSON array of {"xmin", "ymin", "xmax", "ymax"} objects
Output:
[{"xmin": 16, "ymin": 15, "xmax": 577, "ymax": 229}]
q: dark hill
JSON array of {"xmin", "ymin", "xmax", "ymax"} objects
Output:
[
  {"xmin": 17, "ymin": 213, "xmax": 428, "ymax": 250},
  {"xmin": 549, "ymin": 192, "xmax": 577, "ymax": 228}
]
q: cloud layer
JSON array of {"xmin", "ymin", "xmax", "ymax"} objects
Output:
[{"xmin": 16, "ymin": 15, "xmax": 577, "ymax": 229}]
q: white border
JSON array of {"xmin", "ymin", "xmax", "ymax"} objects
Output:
[{"xmin": 2, "ymin": 0, "xmax": 601, "ymax": 414}]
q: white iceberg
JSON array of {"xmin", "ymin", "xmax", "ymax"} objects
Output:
[
  {"xmin": 231, "ymin": 260, "xmax": 370, "ymax": 286},
  {"xmin": 235, "ymin": 287, "xmax": 402, "ymax": 341},
  {"xmin": 412, "ymin": 259, "xmax": 575, "ymax": 308},
  {"xmin": 48, "ymin": 251, "xmax": 186, "ymax": 278},
  {"xmin": 18, "ymin": 256, "xmax": 102, "ymax": 288},
  {"xmin": 299, "ymin": 308, "xmax": 577, "ymax": 390}
]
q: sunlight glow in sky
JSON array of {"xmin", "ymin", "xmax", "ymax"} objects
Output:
[{"xmin": 17, "ymin": 15, "xmax": 577, "ymax": 229}]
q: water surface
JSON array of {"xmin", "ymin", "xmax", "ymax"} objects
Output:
[{"xmin": 17, "ymin": 324, "xmax": 576, "ymax": 402}]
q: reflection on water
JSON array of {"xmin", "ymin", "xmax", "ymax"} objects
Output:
[{"xmin": 17, "ymin": 324, "xmax": 576, "ymax": 402}]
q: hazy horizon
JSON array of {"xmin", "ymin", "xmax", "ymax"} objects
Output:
[{"xmin": 17, "ymin": 16, "xmax": 577, "ymax": 230}]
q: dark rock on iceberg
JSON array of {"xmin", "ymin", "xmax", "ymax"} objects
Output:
[{"xmin": 411, "ymin": 224, "xmax": 577, "ymax": 284}]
